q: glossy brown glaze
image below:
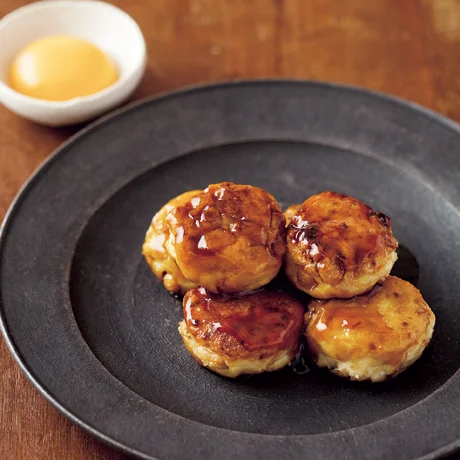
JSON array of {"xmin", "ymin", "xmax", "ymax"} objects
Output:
[
  {"xmin": 182, "ymin": 287, "xmax": 304, "ymax": 358},
  {"xmin": 283, "ymin": 203, "xmax": 302, "ymax": 225},
  {"xmin": 305, "ymin": 276, "xmax": 435, "ymax": 381},
  {"xmin": 290, "ymin": 192, "xmax": 395, "ymax": 270},
  {"xmin": 307, "ymin": 286, "xmax": 399, "ymax": 365},
  {"xmin": 285, "ymin": 191, "xmax": 398, "ymax": 298},
  {"xmin": 169, "ymin": 182, "xmax": 286, "ymax": 293}
]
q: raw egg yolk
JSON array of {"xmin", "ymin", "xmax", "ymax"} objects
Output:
[{"xmin": 8, "ymin": 35, "xmax": 118, "ymax": 101}]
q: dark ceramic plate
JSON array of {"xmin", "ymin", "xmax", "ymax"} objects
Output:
[{"xmin": 1, "ymin": 81, "xmax": 460, "ymax": 460}]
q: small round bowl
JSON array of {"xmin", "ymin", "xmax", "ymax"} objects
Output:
[{"xmin": 0, "ymin": 1, "xmax": 146, "ymax": 126}]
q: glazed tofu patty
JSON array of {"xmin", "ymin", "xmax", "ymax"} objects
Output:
[
  {"xmin": 305, "ymin": 276, "xmax": 435, "ymax": 382},
  {"xmin": 285, "ymin": 191, "xmax": 398, "ymax": 299},
  {"xmin": 179, "ymin": 287, "xmax": 305, "ymax": 377},
  {"xmin": 168, "ymin": 182, "xmax": 286, "ymax": 294}
]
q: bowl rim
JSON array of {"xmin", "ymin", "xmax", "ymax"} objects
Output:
[{"xmin": 0, "ymin": 0, "xmax": 147, "ymax": 109}]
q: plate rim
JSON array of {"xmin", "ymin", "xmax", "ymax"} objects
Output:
[{"xmin": 1, "ymin": 79, "xmax": 460, "ymax": 460}]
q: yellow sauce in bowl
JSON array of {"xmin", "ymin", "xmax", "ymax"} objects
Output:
[{"xmin": 8, "ymin": 35, "xmax": 118, "ymax": 101}]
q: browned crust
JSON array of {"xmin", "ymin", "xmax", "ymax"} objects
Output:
[
  {"xmin": 283, "ymin": 203, "xmax": 302, "ymax": 226},
  {"xmin": 181, "ymin": 287, "xmax": 305, "ymax": 360},
  {"xmin": 169, "ymin": 182, "xmax": 286, "ymax": 293},
  {"xmin": 305, "ymin": 276, "xmax": 435, "ymax": 367},
  {"xmin": 142, "ymin": 190, "xmax": 201, "ymax": 294},
  {"xmin": 285, "ymin": 191, "xmax": 398, "ymax": 297}
]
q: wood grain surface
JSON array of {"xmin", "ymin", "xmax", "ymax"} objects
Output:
[{"xmin": 1, "ymin": 0, "xmax": 460, "ymax": 458}]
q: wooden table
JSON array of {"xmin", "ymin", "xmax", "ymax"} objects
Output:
[{"xmin": 1, "ymin": 0, "xmax": 459, "ymax": 458}]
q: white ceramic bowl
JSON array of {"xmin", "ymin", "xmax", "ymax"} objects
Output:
[{"xmin": 0, "ymin": 0, "xmax": 146, "ymax": 126}]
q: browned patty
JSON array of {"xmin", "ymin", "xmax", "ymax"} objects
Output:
[
  {"xmin": 305, "ymin": 276, "xmax": 435, "ymax": 382},
  {"xmin": 285, "ymin": 191, "xmax": 398, "ymax": 299},
  {"xmin": 168, "ymin": 182, "xmax": 286, "ymax": 294},
  {"xmin": 179, "ymin": 287, "xmax": 305, "ymax": 377}
]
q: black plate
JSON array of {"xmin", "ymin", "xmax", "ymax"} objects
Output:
[{"xmin": 1, "ymin": 81, "xmax": 460, "ymax": 460}]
